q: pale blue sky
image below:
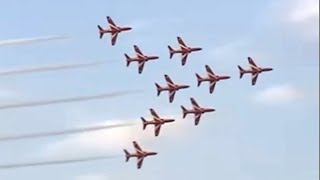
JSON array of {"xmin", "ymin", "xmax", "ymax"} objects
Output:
[{"xmin": 0, "ymin": 0, "xmax": 318, "ymax": 180}]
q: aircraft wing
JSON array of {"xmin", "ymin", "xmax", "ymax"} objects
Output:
[
  {"xmin": 138, "ymin": 61, "xmax": 145, "ymax": 74},
  {"xmin": 164, "ymin": 75, "xmax": 175, "ymax": 87},
  {"xmin": 248, "ymin": 57, "xmax": 258, "ymax": 67},
  {"xmin": 251, "ymin": 72, "xmax": 259, "ymax": 86},
  {"xmin": 169, "ymin": 90, "xmax": 176, "ymax": 103},
  {"xmin": 181, "ymin": 52, "xmax": 189, "ymax": 66},
  {"xmin": 134, "ymin": 45, "xmax": 144, "ymax": 58},
  {"xmin": 150, "ymin": 109, "xmax": 159, "ymax": 118},
  {"xmin": 107, "ymin": 16, "xmax": 117, "ymax": 29},
  {"xmin": 209, "ymin": 81, "xmax": 217, "ymax": 93},
  {"xmin": 177, "ymin": 36, "xmax": 188, "ymax": 50},
  {"xmin": 133, "ymin": 141, "xmax": 143, "ymax": 153},
  {"xmin": 111, "ymin": 32, "xmax": 118, "ymax": 46},
  {"xmin": 205, "ymin": 65, "xmax": 215, "ymax": 77},
  {"xmin": 137, "ymin": 157, "xmax": 144, "ymax": 169},
  {"xmin": 194, "ymin": 113, "xmax": 202, "ymax": 126},
  {"xmin": 190, "ymin": 98, "xmax": 200, "ymax": 108},
  {"xmin": 154, "ymin": 124, "xmax": 162, "ymax": 136}
]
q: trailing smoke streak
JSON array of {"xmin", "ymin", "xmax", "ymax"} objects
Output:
[
  {"xmin": 0, "ymin": 61, "xmax": 109, "ymax": 77},
  {"xmin": 0, "ymin": 155, "xmax": 120, "ymax": 169},
  {"xmin": 0, "ymin": 90, "xmax": 142, "ymax": 110},
  {"xmin": 0, "ymin": 123, "xmax": 135, "ymax": 141},
  {"xmin": 0, "ymin": 36, "xmax": 68, "ymax": 46}
]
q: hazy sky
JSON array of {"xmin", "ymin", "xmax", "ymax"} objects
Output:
[{"xmin": 0, "ymin": 0, "xmax": 319, "ymax": 180}]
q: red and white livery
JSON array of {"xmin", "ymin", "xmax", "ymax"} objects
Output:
[
  {"xmin": 181, "ymin": 98, "xmax": 215, "ymax": 126},
  {"xmin": 125, "ymin": 45, "xmax": 159, "ymax": 74},
  {"xmin": 196, "ymin": 65, "xmax": 230, "ymax": 93},
  {"xmin": 141, "ymin": 108, "xmax": 175, "ymax": 137},
  {"xmin": 155, "ymin": 74, "xmax": 190, "ymax": 103},
  {"xmin": 123, "ymin": 141, "xmax": 157, "ymax": 169},
  {"xmin": 238, "ymin": 57, "xmax": 273, "ymax": 86},
  {"xmin": 168, "ymin": 36, "xmax": 202, "ymax": 66},
  {"xmin": 97, "ymin": 16, "xmax": 132, "ymax": 46}
]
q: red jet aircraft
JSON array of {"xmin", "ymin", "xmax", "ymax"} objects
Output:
[
  {"xmin": 123, "ymin": 141, "xmax": 157, "ymax": 169},
  {"xmin": 155, "ymin": 74, "xmax": 190, "ymax": 103},
  {"xmin": 196, "ymin": 65, "xmax": 231, "ymax": 93},
  {"xmin": 141, "ymin": 108, "xmax": 175, "ymax": 137},
  {"xmin": 97, "ymin": 16, "xmax": 132, "ymax": 46},
  {"xmin": 125, "ymin": 45, "xmax": 159, "ymax": 74},
  {"xmin": 181, "ymin": 98, "xmax": 215, "ymax": 126},
  {"xmin": 168, "ymin": 36, "xmax": 202, "ymax": 66},
  {"xmin": 238, "ymin": 57, "xmax": 273, "ymax": 86}
]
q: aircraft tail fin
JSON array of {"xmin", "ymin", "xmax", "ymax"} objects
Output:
[
  {"xmin": 125, "ymin": 54, "xmax": 131, "ymax": 67},
  {"xmin": 155, "ymin": 83, "xmax": 162, "ymax": 96},
  {"xmin": 141, "ymin": 117, "xmax": 148, "ymax": 130},
  {"xmin": 123, "ymin": 149, "xmax": 131, "ymax": 162},
  {"xmin": 195, "ymin": 73, "xmax": 203, "ymax": 87},
  {"xmin": 238, "ymin": 65, "xmax": 244, "ymax": 79},
  {"xmin": 168, "ymin": 46, "xmax": 174, "ymax": 59},
  {"xmin": 181, "ymin": 105, "xmax": 188, "ymax": 119},
  {"xmin": 97, "ymin": 25, "xmax": 104, "ymax": 39}
]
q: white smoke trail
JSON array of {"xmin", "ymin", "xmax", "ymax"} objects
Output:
[
  {"xmin": 0, "ymin": 155, "xmax": 120, "ymax": 169},
  {"xmin": 0, "ymin": 90, "xmax": 142, "ymax": 110},
  {"xmin": 0, "ymin": 61, "xmax": 109, "ymax": 77},
  {"xmin": 0, "ymin": 123, "xmax": 136, "ymax": 141},
  {"xmin": 0, "ymin": 36, "xmax": 68, "ymax": 46}
]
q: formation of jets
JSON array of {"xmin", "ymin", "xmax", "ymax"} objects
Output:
[{"xmin": 98, "ymin": 16, "xmax": 273, "ymax": 169}]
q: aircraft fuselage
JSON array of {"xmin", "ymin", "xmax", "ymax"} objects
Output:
[
  {"xmin": 188, "ymin": 108, "xmax": 215, "ymax": 114},
  {"xmin": 174, "ymin": 47, "xmax": 202, "ymax": 53},
  {"xmin": 101, "ymin": 27, "xmax": 132, "ymax": 34},
  {"xmin": 161, "ymin": 85, "xmax": 190, "ymax": 91},
  {"xmin": 129, "ymin": 56, "xmax": 159, "ymax": 62},
  {"xmin": 187, "ymin": 47, "xmax": 202, "ymax": 52},
  {"xmin": 138, "ymin": 151, "xmax": 158, "ymax": 157},
  {"xmin": 159, "ymin": 119, "xmax": 175, "ymax": 124},
  {"xmin": 203, "ymin": 75, "xmax": 231, "ymax": 82},
  {"xmin": 247, "ymin": 67, "xmax": 273, "ymax": 74}
]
